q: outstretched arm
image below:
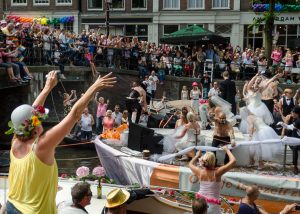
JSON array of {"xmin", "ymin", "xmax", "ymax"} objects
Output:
[
  {"xmin": 37, "ymin": 73, "xmax": 116, "ymax": 155},
  {"xmin": 189, "ymin": 150, "xmax": 201, "ymax": 176},
  {"xmin": 260, "ymin": 73, "xmax": 281, "ymax": 92},
  {"xmin": 247, "ymin": 74, "xmax": 258, "ymax": 91},
  {"xmin": 216, "ymin": 146, "xmax": 236, "ymax": 177},
  {"xmin": 69, "ymin": 90, "xmax": 77, "ymax": 104},
  {"xmin": 32, "ymin": 71, "xmax": 58, "ymax": 107}
]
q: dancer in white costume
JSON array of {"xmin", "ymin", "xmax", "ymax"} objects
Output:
[
  {"xmin": 190, "ymin": 82, "xmax": 201, "ymax": 116},
  {"xmin": 246, "ymin": 72, "xmax": 282, "ymax": 125},
  {"xmin": 161, "ymin": 112, "xmax": 200, "ymax": 160},
  {"xmin": 175, "ymin": 112, "xmax": 201, "ymax": 152},
  {"xmin": 239, "ymin": 106, "xmax": 249, "ymax": 134},
  {"xmin": 247, "ymin": 113, "xmax": 281, "ymax": 166}
]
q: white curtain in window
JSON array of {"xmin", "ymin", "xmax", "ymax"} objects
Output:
[
  {"xmin": 164, "ymin": 0, "xmax": 179, "ymax": 8},
  {"xmin": 213, "ymin": 0, "xmax": 228, "ymax": 7},
  {"xmin": 188, "ymin": 0, "xmax": 203, "ymax": 8}
]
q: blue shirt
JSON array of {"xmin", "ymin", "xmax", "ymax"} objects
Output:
[{"xmin": 237, "ymin": 202, "xmax": 259, "ymax": 214}]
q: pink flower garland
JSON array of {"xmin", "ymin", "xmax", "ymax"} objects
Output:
[{"xmin": 195, "ymin": 193, "xmax": 221, "ymax": 205}]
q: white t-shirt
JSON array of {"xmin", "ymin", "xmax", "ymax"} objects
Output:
[
  {"xmin": 112, "ymin": 112, "xmax": 122, "ymax": 126},
  {"xmin": 81, "ymin": 114, "xmax": 93, "ymax": 132},
  {"xmin": 43, "ymin": 34, "xmax": 51, "ymax": 51},
  {"xmin": 150, "ymin": 75, "xmax": 159, "ymax": 91},
  {"xmin": 143, "ymin": 80, "xmax": 152, "ymax": 94},
  {"xmin": 208, "ymin": 88, "xmax": 219, "ymax": 97}
]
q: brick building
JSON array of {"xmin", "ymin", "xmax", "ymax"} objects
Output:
[
  {"xmin": 2, "ymin": 0, "xmax": 80, "ymax": 33},
  {"xmin": 2, "ymin": 0, "xmax": 300, "ymax": 48},
  {"xmin": 80, "ymin": 0, "xmax": 153, "ymax": 41}
]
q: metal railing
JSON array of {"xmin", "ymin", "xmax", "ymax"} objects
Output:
[{"xmin": 1, "ymin": 36, "xmax": 299, "ymax": 80}]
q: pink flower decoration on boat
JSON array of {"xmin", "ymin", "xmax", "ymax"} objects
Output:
[
  {"xmin": 76, "ymin": 166, "xmax": 90, "ymax": 178},
  {"xmin": 92, "ymin": 166, "xmax": 106, "ymax": 177},
  {"xmin": 61, "ymin": 173, "xmax": 68, "ymax": 178}
]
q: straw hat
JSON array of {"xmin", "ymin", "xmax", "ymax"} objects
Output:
[{"xmin": 105, "ymin": 188, "xmax": 130, "ymax": 208}]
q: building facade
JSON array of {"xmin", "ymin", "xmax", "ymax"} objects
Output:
[
  {"xmin": 2, "ymin": 0, "xmax": 300, "ymax": 48},
  {"xmin": 2, "ymin": 0, "xmax": 80, "ymax": 33},
  {"xmin": 80, "ymin": 0, "xmax": 153, "ymax": 41}
]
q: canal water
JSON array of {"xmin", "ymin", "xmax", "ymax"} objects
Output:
[{"xmin": 0, "ymin": 143, "xmax": 100, "ymax": 177}]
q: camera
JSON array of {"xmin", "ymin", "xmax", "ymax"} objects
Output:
[
  {"xmin": 46, "ymin": 70, "xmax": 63, "ymax": 80},
  {"xmin": 296, "ymin": 205, "xmax": 300, "ymax": 210}
]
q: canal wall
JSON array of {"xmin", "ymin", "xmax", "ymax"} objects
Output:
[{"xmin": 0, "ymin": 66, "xmax": 299, "ymax": 143}]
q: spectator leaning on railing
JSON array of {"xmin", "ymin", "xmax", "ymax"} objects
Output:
[{"xmin": 0, "ymin": 18, "xmax": 300, "ymax": 84}]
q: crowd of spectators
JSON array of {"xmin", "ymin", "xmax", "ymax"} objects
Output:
[{"xmin": 1, "ymin": 18, "xmax": 300, "ymax": 85}]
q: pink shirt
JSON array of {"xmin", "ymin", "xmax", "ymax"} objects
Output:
[
  {"xmin": 271, "ymin": 51, "xmax": 282, "ymax": 63},
  {"xmin": 96, "ymin": 103, "xmax": 107, "ymax": 117},
  {"xmin": 103, "ymin": 117, "xmax": 114, "ymax": 130}
]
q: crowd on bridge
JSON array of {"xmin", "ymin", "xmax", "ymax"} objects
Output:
[{"xmin": 1, "ymin": 19, "xmax": 300, "ymax": 85}]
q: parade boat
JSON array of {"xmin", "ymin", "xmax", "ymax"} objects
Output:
[
  {"xmin": 0, "ymin": 174, "xmax": 236, "ymax": 214},
  {"xmin": 94, "ymin": 123, "xmax": 300, "ymax": 214}
]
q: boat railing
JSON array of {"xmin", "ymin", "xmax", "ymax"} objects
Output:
[{"xmin": 0, "ymin": 173, "xmax": 8, "ymax": 209}]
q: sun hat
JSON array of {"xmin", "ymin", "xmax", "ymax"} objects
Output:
[
  {"xmin": 6, "ymin": 104, "xmax": 49, "ymax": 136},
  {"xmin": 192, "ymin": 82, "xmax": 198, "ymax": 87},
  {"xmin": 105, "ymin": 188, "xmax": 130, "ymax": 208}
]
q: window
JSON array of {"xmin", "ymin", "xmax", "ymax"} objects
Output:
[
  {"xmin": 163, "ymin": 0, "xmax": 180, "ymax": 9},
  {"xmin": 88, "ymin": 0, "xmax": 103, "ymax": 10},
  {"xmin": 53, "ymin": 23, "xmax": 61, "ymax": 30},
  {"xmin": 215, "ymin": 24, "xmax": 232, "ymax": 34},
  {"xmin": 56, "ymin": 0, "xmax": 72, "ymax": 5},
  {"xmin": 212, "ymin": 0, "xmax": 229, "ymax": 8},
  {"xmin": 11, "ymin": 0, "xmax": 27, "ymax": 5},
  {"xmin": 188, "ymin": 0, "xmax": 204, "ymax": 9},
  {"xmin": 33, "ymin": 0, "xmax": 49, "ymax": 5},
  {"xmin": 64, "ymin": 23, "xmax": 73, "ymax": 32},
  {"xmin": 132, "ymin": 0, "xmax": 147, "ymax": 9},
  {"xmin": 163, "ymin": 25, "xmax": 179, "ymax": 35},
  {"xmin": 112, "ymin": 0, "xmax": 124, "ymax": 9},
  {"xmin": 187, "ymin": 24, "xmax": 204, "ymax": 28}
]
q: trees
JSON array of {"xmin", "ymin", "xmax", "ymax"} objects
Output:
[
  {"xmin": 252, "ymin": 0, "xmax": 275, "ymax": 63},
  {"xmin": 252, "ymin": 0, "xmax": 299, "ymax": 64}
]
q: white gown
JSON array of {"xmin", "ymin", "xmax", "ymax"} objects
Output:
[
  {"xmin": 247, "ymin": 91, "xmax": 274, "ymax": 125},
  {"xmin": 239, "ymin": 107, "xmax": 249, "ymax": 134},
  {"xmin": 175, "ymin": 128, "xmax": 199, "ymax": 151},
  {"xmin": 251, "ymin": 117, "xmax": 281, "ymax": 161},
  {"xmin": 191, "ymin": 90, "xmax": 200, "ymax": 115}
]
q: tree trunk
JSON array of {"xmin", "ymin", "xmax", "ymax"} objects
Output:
[{"xmin": 264, "ymin": 0, "xmax": 275, "ymax": 66}]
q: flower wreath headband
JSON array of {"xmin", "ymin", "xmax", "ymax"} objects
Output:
[{"xmin": 5, "ymin": 106, "xmax": 49, "ymax": 136}]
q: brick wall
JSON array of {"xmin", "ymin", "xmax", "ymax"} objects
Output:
[
  {"xmin": 0, "ymin": 0, "xmax": 4, "ymax": 19},
  {"xmin": 6, "ymin": 0, "xmax": 79, "ymax": 12},
  {"xmin": 82, "ymin": 0, "xmax": 153, "ymax": 14},
  {"xmin": 240, "ymin": 0, "xmax": 252, "ymax": 11},
  {"xmin": 158, "ymin": 0, "xmax": 235, "ymax": 11}
]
